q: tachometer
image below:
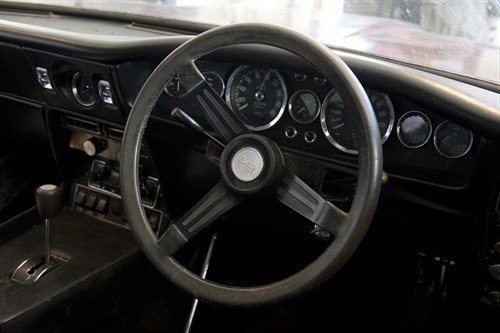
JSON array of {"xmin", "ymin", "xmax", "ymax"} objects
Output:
[
  {"xmin": 225, "ymin": 65, "xmax": 287, "ymax": 131},
  {"xmin": 320, "ymin": 89, "xmax": 395, "ymax": 154}
]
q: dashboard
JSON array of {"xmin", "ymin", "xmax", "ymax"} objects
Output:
[
  {"xmin": 174, "ymin": 63, "xmax": 474, "ymax": 159},
  {"xmin": 0, "ymin": 13, "xmax": 498, "ymax": 192},
  {"xmin": 116, "ymin": 60, "xmax": 479, "ymax": 188}
]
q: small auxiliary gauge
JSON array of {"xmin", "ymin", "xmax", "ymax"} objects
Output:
[
  {"xmin": 164, "ymin": 73, "xmax": 187, "ymax": 97},
  {"xmin": 397, "ymin": 111, "xmax": 432, "ymax": 148},
  {"xmin": 288, "ymin": 90, "xmax": 320, "ymax": 124},
  {"xmin": 434, "ymin": 121, "xmax": 473, "ymax": 158},
  {"xmin": 71, "ymin": 72, "xmax": 96, "ymax": 107},
  {"xmin": 202, "ymin": 71, "xmax": 225, "ymax": 97}
]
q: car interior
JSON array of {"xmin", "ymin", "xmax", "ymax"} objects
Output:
[{"xmin": 0, "ymin": 1, "xmax": 499, "ymax": 332}]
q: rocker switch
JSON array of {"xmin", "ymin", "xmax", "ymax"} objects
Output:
[
  {"xmin": 95, "ymin": 195, "xmax": 109, "ymax": 213},
  {"xmin": 84, "ymin": 191, "xmax": 98, "ymax": 209},
  {"xmin": 74, "ymin": 188, "xmax": 87, "ymax": 205}
]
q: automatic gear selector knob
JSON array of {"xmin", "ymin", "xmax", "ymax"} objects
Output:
[
  {"xmin": 36, "ymin": 184, "xmax": 62, "ymax": 220},
  {"xmin": 11, "ymin": 184, "xmax": 63, "ymax": 284}
]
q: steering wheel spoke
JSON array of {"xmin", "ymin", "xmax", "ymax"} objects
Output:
[
  {"xmin": 178, "ymin": 64, "xmax": 249, "ymax": 143},
  {"xmin": 157, "ymin": 181, "xmax": 243, "ymax": 255},
  {"xmin": 274, "ymin": 169, "xmax": 346, "ymax": 236}
]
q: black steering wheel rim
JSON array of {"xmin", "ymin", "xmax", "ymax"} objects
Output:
[{"xmin": 120, "ymin": 23, "xmax": 382, "ymax": 306}]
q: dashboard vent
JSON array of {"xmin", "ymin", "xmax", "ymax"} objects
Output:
[
  {"xmin": 108, "ymin": 127, "xmax": 124, "ymax": 141},
  {"xmin": 64, "ymin": 116, "xmax": 100, "ymax": 134}
]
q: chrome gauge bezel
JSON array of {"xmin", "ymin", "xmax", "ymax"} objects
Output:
[
  {"xmin": 202, "ymin": 71, "xmax": 225, "ymax": 97},
  {"xmin": 225, "ymin": 65, "xmax": 287, "ymax": 131},
  {"xmin": 396, "ymin": 110, "xmax": 432, "ymax": 148},
  {"xmin": 164, "ymin": 73, "xmax": 187, "ymax": 98},
  {"xmin": 372, "ymin": 90, "xmax": 395, "ymax": 145},
  {"xmin": 71, "ymin": 72, "xmax": 96, "ymax": 107},
  {"xmin": 320, "ymin": 89, "xmax": 395, "ymax": 155},
  {"xmin": 288, "ymin": 89, "xmax": 321, "ymax": 124},
  {"xmin": 433, "ymin": 120, "xmax": 473, "ymax": 158}
]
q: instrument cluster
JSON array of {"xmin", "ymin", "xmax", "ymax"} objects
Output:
[{"xmin": 164, "ymin": 63, "xmax": 474, "ymax": 160}]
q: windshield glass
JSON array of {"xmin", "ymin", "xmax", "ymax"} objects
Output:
[{"xmin": 7, "ymin": 0, "xmax": 500, "ymax": 84}]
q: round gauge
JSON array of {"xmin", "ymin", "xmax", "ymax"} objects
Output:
[
  {"xmin": 71, "ymin": 72, "xmax": 96, "ymax": 107},
  {"xmin": 202, "ymin": 71, "xmax": 225, "ymax": 97},
  {"xmin": 225, "ymin": 65, "xmax": 287, "ymax": 131},
  {"xmin": 320, "ymin": 89, "xmax": 395, "ymax": 154},
  {"xmin": 288, "ymin": 90, "xmax": 320, "ymax": 124},
  {"xmin": 164, "ymin": 73, "xmax": 186, "ymax": 97},
  {"xmin": 397, "ymin": 111, "xmax": 432, "ymax": 148},
  {"xmin": 434, "ymin": 121, "xmax": 473, "ymax": 158}
]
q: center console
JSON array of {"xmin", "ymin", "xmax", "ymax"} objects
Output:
[{"xmin": 60, "ymin": 114, "xmax": 169, "ymax": 235}]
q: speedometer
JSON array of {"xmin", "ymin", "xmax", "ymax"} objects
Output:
[
  {"xmin": 225, "ymin": 65, "xmax": 287, "ymax": 131},
  {"xmin": 320, "ymin": 89, "xmax": 395, "ymax": 154}
]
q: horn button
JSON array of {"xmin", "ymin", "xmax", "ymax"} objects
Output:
[
  {"xmin": 220, "ymin": 134, "xmax": 284, "ymax": 195},
  {"xmin": 231, "ymin": 147, "xmax": 264, "ymax": 182}
]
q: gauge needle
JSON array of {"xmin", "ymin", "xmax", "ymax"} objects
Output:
[
  {"xmin": 333, "ymin": 123, "xmax": 345, "ymax": 129},
  {"xmin": 299, "ymin": 95, "xmax": 310, "ymax": 110},
  {"xmin": 259, "ymin": 71, "xmax": 271, "ymax": 90},
  {"xmin": 297, "ymin": 107, "xmax": 306, "ymax": 114}
]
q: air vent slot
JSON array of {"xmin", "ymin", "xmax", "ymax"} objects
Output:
[
  {"xmin": 64, "ymin": 116, "xmax": 100, "ymax": 134},
  {"xmin": 108, "ymin": 127, "xmax": 124, "ymax": 141}
]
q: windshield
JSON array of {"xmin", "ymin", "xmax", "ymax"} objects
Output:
[{"xmin": 6, "ymin": 0, "xmax": 500, "ymax": 84}]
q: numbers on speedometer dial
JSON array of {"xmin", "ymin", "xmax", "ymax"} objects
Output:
[
  {"xmin": 225, "ymin": 66, "xmax": 287, "ymax": 131},
  {"xmin": 320, "ymin": 89, "xmax": 395, "ymax": 154}
]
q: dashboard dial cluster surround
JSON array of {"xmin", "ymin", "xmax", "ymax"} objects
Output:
[{"xmin": 163, "ymin": 63, "xmax": 473, "ymax": 160}]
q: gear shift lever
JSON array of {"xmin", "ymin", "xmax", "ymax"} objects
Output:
[
  {"xmin": 11, "ymin": 184, "xmax": 63, "ymax": 284},
  {"xmin": 36, "ymin": 184, "xmax": 62, "ymax": 267}
]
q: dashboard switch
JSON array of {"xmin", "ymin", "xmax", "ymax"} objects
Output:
[
  {"xmin": 35, "ymin": 67, "xmax": 52, "ymax": 90},
  {"xmin": 98, "ymin": 80, "xmax": 113, "ymax": 105},
  {"xmin": 95, "ymin": 195, "xmax": 109, "ymax": 213},
  {"xmin": 90, "ymin": 160, "xmax": 110, "ymax": 186},
  {"xmin": 304, "ymin": 131, "xmax": 317, "ymax": 143},
  {"xmin": 285, "ymin": 126, "xmax": 297, "ymax": 138},
  {"xmin": 111, "ymin": 201, "xmax": 123, "ymax": 216},
  {"xmin": 84, "ymin": 191, "xmax": 98, "ymax": 209},
  {"xmin": 74, "ymin": 188, "xmax": 87, "ymax": 205}
]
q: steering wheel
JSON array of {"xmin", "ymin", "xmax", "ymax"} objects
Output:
[{"xmin": 120, "ymin": 23, "xmax": 382, "ymax": 306}]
